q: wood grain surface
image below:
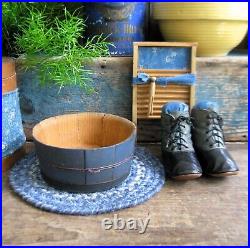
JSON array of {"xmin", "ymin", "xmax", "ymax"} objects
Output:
[
  {"xmin": 2, "ymin": 147, "xmax": 26, "ymax": 173},
  {"xmin": 18, "ymin": 56, "xmax": 248, "ymax": 142},
  {"xmin": 2, "ymin": 143, "xmax": 247, "ymax": 246}
]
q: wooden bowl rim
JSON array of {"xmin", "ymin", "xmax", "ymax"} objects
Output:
[{"xmin": 32, "ymin": 112, "xmax": 137, "ymax": 151}]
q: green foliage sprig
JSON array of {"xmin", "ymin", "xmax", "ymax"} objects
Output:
[{"xmin": 2, "ymin": 3, "xmax": 112, "ymax": 92}]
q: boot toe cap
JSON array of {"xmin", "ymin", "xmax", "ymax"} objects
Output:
[
  {"xmin": 163, "ymin": 151, "xmax": 202, "ymax": 178},
  {"xmin": 209, "ymin": 157, "xmax": 239, "ymax": 176},
  {"xmin": 172, "ymin": 161, "xmax": 202, "ymax": 176},
  {"xmin": 197, "ymin": 148, "xmax": 239, "ymax": 176}
]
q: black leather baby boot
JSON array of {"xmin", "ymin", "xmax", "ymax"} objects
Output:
[
  {"xmin": 191, "ymin": 101, "xmax": 239, "ymax": 177},
  {"xmin": 161, "ymin": 102, "xmax": 202, "ymax": 180}
]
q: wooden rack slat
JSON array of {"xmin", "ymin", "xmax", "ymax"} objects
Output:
[{"xmin": 132, "ymin": 42, "xmax": 197, "ymax": 123}]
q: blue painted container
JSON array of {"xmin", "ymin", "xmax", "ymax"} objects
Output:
[
  {"xmin": 2, "ymin": 58, "xmax": 26, "ymax": 158},
  {"xmin": 33, "ymin": 113, "xmax": 136, "ymax": 192},
  {"xmin": 84, "ymin": 2, "xmax": 147, "ymax": 56},
  {"xmin": 2, "ymin": 90, "xmax": 26, "ymax": 158}
]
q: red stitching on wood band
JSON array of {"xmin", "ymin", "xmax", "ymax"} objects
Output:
[{"xmin": 50, "ymin": 155, "xmax": 133, "ymax": 173}]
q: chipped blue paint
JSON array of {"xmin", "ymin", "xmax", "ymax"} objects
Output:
[
  {"xmin": 195, "ymin": 71, "xmax": 248, "ymax": 136},
  {"xmin": 17, "ymin": 68, "xmax": 132, "ymax": 124},
  {"xmin": 2, "ymin": 89, "xmax": 26, "ymax": 157},
  {"xmin": 138, "ymin": 47, "xmax": 191, "ymax": 70},
  {"xmin": 17, "ymin": 57, "xmax": 248, "ymax": 141},
  {"xmin": 84, "ymin": 2, "xmax": 147, "ymax": 56}
]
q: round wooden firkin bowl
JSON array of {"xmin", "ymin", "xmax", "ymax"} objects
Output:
[{"xmin": 32, "ymin": 113, "xmax": 136, "ymax": 192}]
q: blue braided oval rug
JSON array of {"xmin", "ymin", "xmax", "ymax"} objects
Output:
[{"xmin": 9, "ymin": 147, "xmax": 165, "ymax": 215}]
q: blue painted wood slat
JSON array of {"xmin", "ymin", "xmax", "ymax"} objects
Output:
[{"xmin": 17, "ymin": 56, "xmax": 248, "ymax": 142}]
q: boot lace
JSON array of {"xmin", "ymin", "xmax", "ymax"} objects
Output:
[
  {"xmin": 205, "ymin": 112, "xmax": 224, "ymax": 148},
  {"xmin": 168, "ymin": 116, "xmax": 192, "ymax": 151}
]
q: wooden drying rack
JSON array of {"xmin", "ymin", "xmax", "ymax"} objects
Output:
[{"xmin": 132, "ymin": 42, "xmax": 197, "ymax": 124}]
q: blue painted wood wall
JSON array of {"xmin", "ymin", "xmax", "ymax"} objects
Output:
[{"xmin": 17, "ymin": 56, "xmax": 248, "ymax": 142}]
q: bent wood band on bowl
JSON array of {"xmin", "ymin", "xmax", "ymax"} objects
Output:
[{"xmin": 49, "ymin": 154, "xmax": 133, "ymax": 173}]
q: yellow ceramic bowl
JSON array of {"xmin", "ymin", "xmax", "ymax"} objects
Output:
[{"xmin": 153, "ymin": 3, "xmax": 248, "ymax": 56}]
